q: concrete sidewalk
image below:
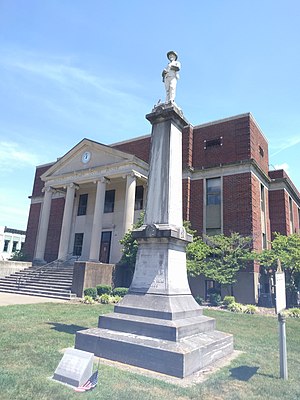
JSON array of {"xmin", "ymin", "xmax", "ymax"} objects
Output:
[{"xmin": 0, "ymin": 292, "xmax": 68, "ymax": 306}]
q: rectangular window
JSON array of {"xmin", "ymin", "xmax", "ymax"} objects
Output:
[
  {"xmin": 77, "ymin": 194, "xmax": 88, "ymax": 216},
  {"xmin": 259, "ymin": 146, "xmax": 264, "ymax": 157},
  {"xmin": 204, "ymin": 137, "xmax": 222, "ymax": 149},
  {"xmin": 12, "ymin": 241, "xmax": 18, "ymax": 252},
  {"xmin": 260, "ymin": 184, "xmax": 265, "ymax": 212},
  {"xmin": 135, "ymin": 186, "xmax": 144, "ymax": 210},
  {"xmin": 207, "ymin": 178, "xmax": 221, "ymax": 205},
  {"xmin": 206, "ymin": 228, "xmax": 222, "ymax": 236},
  {"xmin": 104, "ymin": 190, "xmax": 115, "ymax": 213},
  {"xmin": 3, "ymin": 239, "xmax": 10, "ymax": 252},
  {"xmin": 73, "ymin": 233, "xmax": 84, "ymax": 256},
  {"xmin": 206, "ymin": 177, "xmax": 222, "ymax": 235},
  {"xmin": 99, "ymin": 231, "xmax": 112, "ymax": 263},
  {"xmin": 262, "ymin": 233, "xmax": 267, "ymax": 250},
  {"xmin": 260, "ymin": 184, "xmax": 267, "ymax": 248}
]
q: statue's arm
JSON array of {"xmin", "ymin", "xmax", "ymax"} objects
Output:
[{"xmin": 170, "ymin": 61, "xmax": 180, "ymax": 72}]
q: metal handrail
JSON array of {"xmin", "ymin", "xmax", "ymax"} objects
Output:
[{"xmin": 17, "ymin": 253, "xmax": 77, "ymax": 290}]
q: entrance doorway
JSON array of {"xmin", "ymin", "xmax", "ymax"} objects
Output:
[{"xmin": 99, "ymin": 231, "xmax": 112, "ymax": 263}]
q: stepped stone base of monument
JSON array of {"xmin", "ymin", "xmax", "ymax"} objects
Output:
[{"xmin": 75, "ymin": 293, "xmax": 233, "ymax": 378}]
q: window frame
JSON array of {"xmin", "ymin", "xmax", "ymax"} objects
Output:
[
  {"xmin": 73, "ymin": 233, "xmax": 84, "ymax": 257},
  {"xmin": 104, "ymin": 190, "xmax": 115, "ymax": 213},
  {"xmin": 77, "ymin": 193, "xmax": 88, "ymax": 216},
  {"xmin": 134, "ymin": 185, "xmax": 144, "ymax": 210}
]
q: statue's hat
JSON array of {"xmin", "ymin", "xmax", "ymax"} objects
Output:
[{"xmin": 167, "ymin": 51, "xmax": 178, "ymax": 61}]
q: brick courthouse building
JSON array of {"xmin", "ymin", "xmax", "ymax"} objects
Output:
[{"xmin": 23, "ymin": 113, "xmax": 300, "ymax": 304}]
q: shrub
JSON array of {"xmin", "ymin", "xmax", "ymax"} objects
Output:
[
  {"xmin": 195, "ymin": 296, "xmax": 204, "ymax": 305},
  {"xmin": 84, "ymin": 287, "xmax": 97, "ymax": 299},
  {"xmin": 112, "ymin": 287, "xmax": 128, "ymax": 297},
  {"xmin": 243, "ymin": 304, "xmax": 258, "ymax": 314},
  {"xmin": 223, "ymin": 296, "xmax": 235, "ymax": 307},
  {"xmin": 227, "ymin": 302, "xmax": 244, "ymax": 313},
  {"xmin": 99, "ymin": 294, "xmax": 111, "ymax": 304},
  {"xmin": 82, "ymin": 295, "xmax": 95, "ymax": 304},
  {"xmin": 96, "ymin": 285, "xmax": 112, "ymax": 296},
  {"xmin": 209, "ymin": 293, "xmax": 222, "ymax": 306},
  {"xmin": 110, "ymin": 295, "xmax": 122, "ymax": 304},
  {"xmin": 286, "ymin": 308, "xmax": 300, "ymax": 318}
]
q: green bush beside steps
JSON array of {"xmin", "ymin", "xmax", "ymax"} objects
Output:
[{"xmin": 83, "ymin": 285, "xmax": 128, "ymax": 304}]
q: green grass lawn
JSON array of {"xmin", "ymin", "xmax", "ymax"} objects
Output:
[{"xmin": 0, "ymin": 302, "xmax": 299, "ymax": 400}]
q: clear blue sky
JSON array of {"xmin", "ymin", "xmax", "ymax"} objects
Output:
[{"xmin": 1, "ymin": 0, "xmax": 300, "ymax": 230}]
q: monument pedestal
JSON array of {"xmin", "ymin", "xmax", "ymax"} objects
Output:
[{"xmin": 75, "ymin": 103, "xmax": 233, "ymax": 378}]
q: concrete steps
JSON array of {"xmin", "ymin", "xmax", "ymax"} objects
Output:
[{"xmin": 0, "ymin": 262, "xmax": 76, "ymax": 300}]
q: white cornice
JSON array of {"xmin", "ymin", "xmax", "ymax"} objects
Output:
[{"xmin": 183, "ymin": 160, "xmax": 270, "ymax": 185}]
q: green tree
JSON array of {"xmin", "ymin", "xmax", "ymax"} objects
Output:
[
  {"xmin": 120, "ymin": 217, "xmax": 253, "ymax": 290},
  {"xmin": 188, "ymin": 232, "xmax": 254, "ymax": 289},
  {"xmin": 119, "ymin": 211, "xmax": 144, "ymax": 272},
  {"xmin": 184, "ymin": 222, "xmax": 210, "ymax": 275},
  {"xmin": 258, "ymin": 232, "xmax": 300, "ymax": 305}
]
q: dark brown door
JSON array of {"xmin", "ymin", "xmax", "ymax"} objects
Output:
[{"xmin": 99, "ymin": 231, "xmax": 112, "ymax": 263}]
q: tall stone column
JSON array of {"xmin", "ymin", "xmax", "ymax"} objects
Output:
[
  {"xmin": 76, "ymin": 104, "xmax": 233, "ymax": 379},
  {"xmin": 123, "ymin": 173, "xmax": 136, "ymax": 235},
  {"xmin": 89, "ymin": 178, "xmax": 107, "ymax": 261},
  {"xmin": 33, "ymin": 186, "xmax": 54, "ymax": 264},
  {"xmin": 144, "ymin": 111, "xmax": 183, "ymax": 228},
  {"xmin": 130, "ymin": 104, "xmax": 192, "ymax": 296},
  {"xmin": 58, "ymin": 183, "xmax": 78, "ymax": 260}
]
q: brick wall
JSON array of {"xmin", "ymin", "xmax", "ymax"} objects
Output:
[
  {"xmin": 32, "ymin": 164, "xmax": 54, "ymax": 197},
  {"xmin": 44, "ymin": 197, "xmax": 65, "ymax": 262},
  {"xmin": 189, "ymin": 179, "xmax": 204, "ymax": 234},
  {"xmin": 292, "ymin": 200, "xmax": 300, "ymax": 234},
  {"xmin": 182, "ymin": 178, "xmax": 191, "ymax": 222},
  {"xmin": 192, "ymin": 116, "xmax": 251, "ymax": 169},
  {"xmin": 182, "ymin": 125, "xmax": 193, "ymax": 168},
  {"xmin": 269, "ymin": 169, "xmax": 288, "ymax": 180},
  {"xmin": 264, "ymin": 188, "xmax": 271, "ymax": 248},
  {"xmin": 223, "ymin": 173, "xmax": 253, "ymax": 237},
  {"xmin": 251, "ymin": 174, "xmax": 263, "ymax": 252},
  {"xmin": 23, "ymin": 203, "xmax": 41, "ymax": 260},
  {"xmin": 249, "ymin": 117, "xmax": 269, "ymax": 174},
  {"xmin": 112, "ymin": 137, "xmax": 151, "ymax": 163},
  {"xmin": 269, "ymin": 189, "xmax": 288, "ymax": 236}
]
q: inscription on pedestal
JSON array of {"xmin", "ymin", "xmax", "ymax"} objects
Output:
[{"xmin": 133, "ymin": 251, "xmax": 167, "ymax": 290}]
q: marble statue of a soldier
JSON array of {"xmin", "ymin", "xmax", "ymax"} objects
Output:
[{"xmin": 162, "ymin": 51, "xmax": 180, "ymax": 103}]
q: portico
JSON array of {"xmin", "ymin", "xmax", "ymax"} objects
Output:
[{"xmin": 32, "ymin": 139, "xmax": 148, "ymax": 265}]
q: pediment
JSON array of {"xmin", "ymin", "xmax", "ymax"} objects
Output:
[{"xmin": 41, "ymin": 138, "xmax": 139, "ymax": 180}]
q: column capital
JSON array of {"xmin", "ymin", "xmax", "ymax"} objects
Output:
[
  {"xmin": 42, "ymin": 186, "xmax": 56, "ymax": 194},
  {"xmin": 63, "ymin": 182, "xmax": 80, "ymax": 190},
  {"xmin": 122, "ymin": 171, "xmax": 142, "ymax": 180},
  {"xmin": 93, "ymin": 177, "xmax": 110, "ymax": 184}
]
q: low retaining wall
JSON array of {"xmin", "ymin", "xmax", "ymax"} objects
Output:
[
  {"xmin": 72, "ymin": 262, "xmax": 114, "ymax": 298},
  {"xmin": 0, "ymin": 261, "xmax": 32, "ymax": 278}
]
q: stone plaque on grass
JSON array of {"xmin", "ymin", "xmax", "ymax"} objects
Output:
[{"xmin": 53, "ymin": 348, "xmax": 93, "ymax": 387}]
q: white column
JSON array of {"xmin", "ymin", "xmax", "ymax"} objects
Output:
[
  {"xmin": 89, "ymin": 178, "xmax": 107, "ymax": 261},
  {"xmin": 58, "ymin": 183, "xmax": 77, "ymax": 260},
  {"xmin": 123, "ymin": 173, "xmax": 137, "ymax": 234},
  {"xmin": 34, "ymin": 186, "xmax": 54, "ymax": 263}
]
